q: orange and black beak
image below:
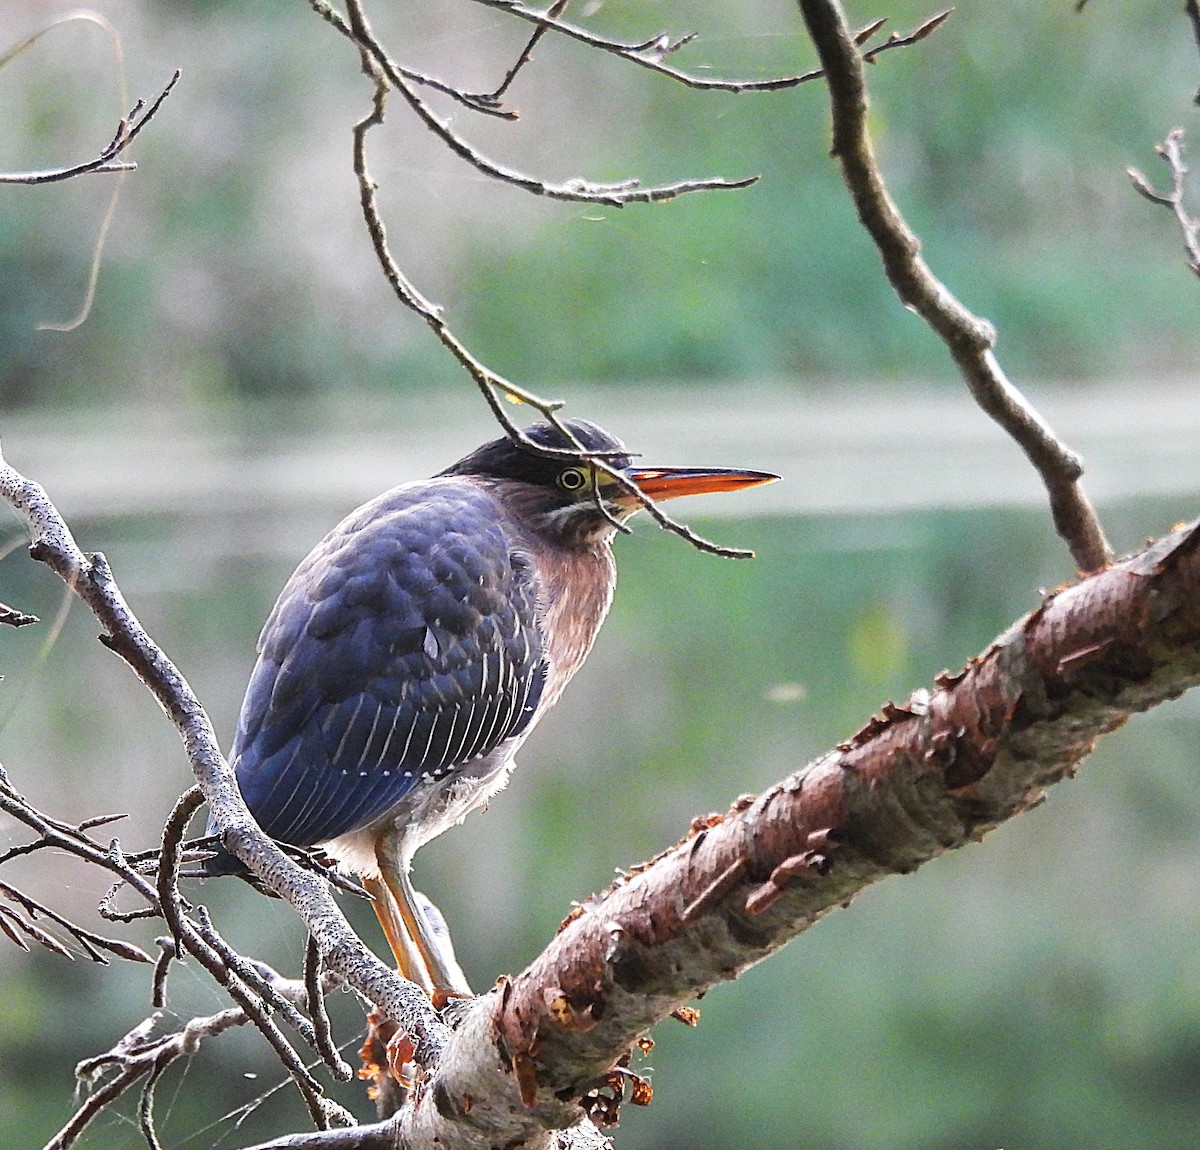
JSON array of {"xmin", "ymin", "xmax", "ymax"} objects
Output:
[{"xmin": 616, "ymin": 464, "xmax": 780, "ymax": 506}]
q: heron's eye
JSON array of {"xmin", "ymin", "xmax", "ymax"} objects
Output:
[{"xmin": 557, "ymin": 467, "xmax": 589, "ymax": 493}]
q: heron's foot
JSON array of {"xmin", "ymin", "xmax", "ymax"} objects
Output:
[
  {"xmin": 431, "ymin": 986, "xmax": 473, "ymax": 1012},
  {"xmin": 359, "ymin": 988, "xmax": 474, "ymax": 1093},
  {"xmin": 359, "ymin": 1009, "xmax": 415, "ymax": 1093},
  {"xmin": 385, "ymin": 1027, "xmax": 417, "ymax": 1084}
]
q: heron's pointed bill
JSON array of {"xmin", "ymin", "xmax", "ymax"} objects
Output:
[{"xmin": 620, "ymin": 465, "xmax": 780, "ymax": 505}]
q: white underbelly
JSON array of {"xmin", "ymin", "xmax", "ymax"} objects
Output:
[{"xmin": 319, "ymin": 743, "xmax": 522, "ymax": 879}]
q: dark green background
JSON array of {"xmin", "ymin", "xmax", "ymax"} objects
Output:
[{"xmin": 2, "ymin": 2, "xmax": 1199, "ymax": 1148}]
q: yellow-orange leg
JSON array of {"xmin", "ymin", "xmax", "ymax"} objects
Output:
[
  {"xmin": 368, "ymin": 838, "xmax": 472, "ymax": 1009},
  {"xmin": 361, "ymin": 873, "xmax": 435, "ymax": 998}
]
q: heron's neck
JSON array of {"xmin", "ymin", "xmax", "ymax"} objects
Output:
[{"xmin": 531, "ymin": 539, "xmax": 617, "ymax": 707}]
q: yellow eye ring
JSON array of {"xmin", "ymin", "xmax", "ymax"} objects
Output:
[{"xmin": 557, "ymin": 466, "xmax": 589, "ymax": 493}]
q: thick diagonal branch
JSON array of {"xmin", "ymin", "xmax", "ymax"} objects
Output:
[{"xmin": 386, "ymin": 518, "xmax": 1200, "ymax": 1148}]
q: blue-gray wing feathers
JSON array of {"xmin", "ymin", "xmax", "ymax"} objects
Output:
[{"xmin": 227, "ymin": 481, "xmax": 546, "ymax": 850}]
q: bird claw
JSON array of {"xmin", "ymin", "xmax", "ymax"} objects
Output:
[
  {"xmin": 431, "ymin": 987, "xmax": 473, "ymax": 1012},
  {"xmin": 359, "ymin": 1009, "xmax": 415, "ymax": 1091},
  {"xmin": 385, "ymin": 1029, "xmax": 417, "ymax": 1084},
  {"xmin": 360, "ymin": 1000, "xmax": 471, "ymax": 1091}
]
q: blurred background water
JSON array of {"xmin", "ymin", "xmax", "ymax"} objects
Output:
[{"xmin": 2, "ymin": 2, "xmax": 1200, "ymax": 1148}]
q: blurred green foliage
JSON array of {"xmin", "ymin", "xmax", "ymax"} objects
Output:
[
  {"xmin": 4, "ymin": 501, "xmax": 1200, "ymax": 1150},
  {"xmin": 0, "ymin": 1, "xmax": 1198, "ymax": 411},
  {"xmin": 2, "ymin": 1, "xmax": 1200, "ymax": 1149}
]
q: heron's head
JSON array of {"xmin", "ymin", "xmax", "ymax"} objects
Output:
[{"xmin": 443, "ymin": 418, "xmax": 778, "ymax": 548}]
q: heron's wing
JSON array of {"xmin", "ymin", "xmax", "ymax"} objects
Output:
[{"xmin": 229, "ymin": 481, "xmax": 546, "ymax": 848}]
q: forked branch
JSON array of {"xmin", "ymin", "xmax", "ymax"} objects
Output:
[
  {"xmin": 0, "ymin": 70, "xmax": 179, "ymax": 185},
  {"xmin": 1128, "ymin": 127, "xmax": 1200, "ymax": 278},
  {"xmin": 796, "ymin": 0, "xmax": 1112, "ymax": 575}
]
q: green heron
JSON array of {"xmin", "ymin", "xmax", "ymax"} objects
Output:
[{"xmin": 206, "ymin": 420, "xmax": 776, "ymax": 1003}]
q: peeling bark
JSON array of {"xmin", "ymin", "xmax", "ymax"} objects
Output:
[{"xmin": 394, "ymin": 520, "xmax": 1200, "ymax": 1147}]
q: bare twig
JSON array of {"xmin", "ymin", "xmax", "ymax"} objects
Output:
[
  {"xmin": 320, "ymin": 0, "xmax": 756, "ymax": 205},
  {"xmin": 467, "ymin": 0, "xmax": 569, "ymax": 104},
  {"xmin": 151, "ymin": 937, "xmax": 176, "ymax": 1008},
  {"xmin": 1128, "ymin": 128, "xmax": 1200, "ymax": 277},
  {"xmin": 306, "ymin": 936, "xmax": 355, "ymax": 1081},
  {"xmin": 48, "ymin": 1015, "xmax": 165, "ymax": 1150},
  {"xmin": 98, "ymin": 880, "xmax": 159, "ymax": 923},
  {"xmin": 0, "ymin": 600, "xmax": 38, "ymax": 626},
  {"xmin": 0, "ymin": 12, "xmax": 144, "ymax": 330},
  {"xmin": 796, "ymin": 0, "xmax": 1112, "ymax": 574},
  {"xmin": 309, "ymin": 0, "xmax": 762, "ymax": 560},
  {"xmin": 43, "ymin": 917, "xmax": 356, "ymax": 1150},
  {"xmin": 466, "ymin": 0, "xmax": 944, "ymax": 94},
  {"xmin": 48, "ymin": 994, "xmax": 309, "ymax": 1150},
  {"xmin": 861, "ymin": 9, "xmax": 953, "ymax": 64},
  {"xmin": 466, "ymin": 0, "xmax": 806, "ymax": 93},
  {"xmin": 150, "ymin": 751, "xmax": 356, "ymax": 1124},
  {"xmin": 0, "ymin": 880, "xmax": 151, "ymax": 963},
  {"xmin": 0, "ymin": 70, "xmax": 180, "ymax": 185},
  {"xmin": 195, "ymin": 904, "xmax": 326, "ymax": 1056},
  {"xmin": 391, "ymin": 63, "xmax": 518, "ymax": 119},
  {"xmin": 0, "ymin": 769, "xmax": 160, "ymax": 910},
  {"xmin": 153, "ymin": 788, "xmax": 341, "ymax": 1128}
]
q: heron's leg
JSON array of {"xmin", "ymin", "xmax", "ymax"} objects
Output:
[
  {"xmin": 374, "ymin": 841, "xmax": 472, "ymax": 1008},
  {"xmin": 361, "ymin": 872, "xmax": 434, "ymax": 997}
]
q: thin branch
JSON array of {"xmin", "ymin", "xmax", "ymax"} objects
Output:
[
  {"xmin": 306, "ymin": 936, "xmax": 355, "ymax": 1081},
  {"xmin": 391, "ymin": 63, "xmax": 518, "ymax": 118},
  {"xmin": 0, "ymin": 770, "xmax": 161, "ymax": 910},
  {"xmin": 46, "ymin": 945, "xmax": 354, "ymax": 1150},
  {"xmin": 795, "ymin": 0, "xmax": 1112, "ymax": 575},
  {"xmin": 194, "ymin": 905, "xmax": 326, "ymax": 1059},
  {"xmin": 0, "ymin": 880, "xmax": 152, "ymax": 963},
  {"xmin": 152, "ymin": 789, "xmax": 340, "ymax": 1129},
  {"xmin": 0, "ymin": 70, "xmax": 180, "ymax": 185},
  {"xmin": 465, "ymin": 0, "xmax": 568, "ymax": 104},
  {"xmin": 152, "ymin": 937, "xmax": 176, "ymax": 1008},
  {"xmin": 317, "ymin": 0, "xmax": 759, "ymax": 560},
  {"xmin": 137, "ymin": 1055, "xmax": 170, "ymax": 1150},
  {"xmin": 1128, "ymin": 127, "xmax": 1200, "ymax": 277},
  {"xmin": 453, "ymin": 0, "xmax": 789, "ymax": 95},
  {"xmin": 317, "ymin": 0, "xmax": 950, "ymax": 116},
  {"xmin": 49, "ymin": 1008, "xmax": 254, "ymax": 1150},
  {"xmin": 861, "ymin": 9, "xmax": 953, "ymax": 64},
  {"xmin": 0, "ymin": 903, "xmax": 71, "ymax": 958},
  {"xmin": 98, "ymin": 880, "xmax": 160, "ymax": 923},
  {"xmin": 324, "ymin": 0, "xmax": 757, "ymax": 205}
]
